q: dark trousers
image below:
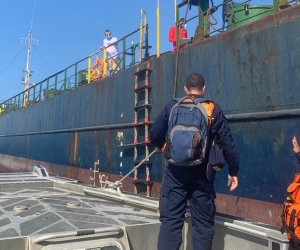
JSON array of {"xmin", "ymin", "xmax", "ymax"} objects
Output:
[{"xmin": 157, "ymin": 164, "xmax": 216, "ymax": 250}]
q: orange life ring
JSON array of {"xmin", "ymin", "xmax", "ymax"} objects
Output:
[{"xmin": 91, "ymin": 58, "xmax": 104, "ymax": 80}]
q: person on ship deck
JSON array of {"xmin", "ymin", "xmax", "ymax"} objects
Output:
[
  {"xmin": 168, "ymin": 18, "xmax": 188, "ymax": 51},
  {"xmin": 101, "ymin": 29, "xmax": 120, "ymax": 75}
]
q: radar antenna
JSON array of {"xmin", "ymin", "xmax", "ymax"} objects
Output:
[{"xmin": 21, "ymin": 3, "xmax": 39, "ymax": 106}]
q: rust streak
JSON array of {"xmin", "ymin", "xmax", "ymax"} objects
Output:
[
  {"xmin": 262, "ymin": 52, "xmax": 279, "ymax": 64},
  {"xmin": 74, "ymin": 131, "xmax": 78, "ymax": 167}
]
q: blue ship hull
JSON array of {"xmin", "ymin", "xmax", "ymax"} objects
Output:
[{"xmin": 1, "ymin": 5, "xmax": 300, "ymax": 227}]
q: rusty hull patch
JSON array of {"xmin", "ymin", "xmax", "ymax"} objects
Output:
[{"xmin": 215, "ymin": 193, "xmax": 282, "ymax": 228}]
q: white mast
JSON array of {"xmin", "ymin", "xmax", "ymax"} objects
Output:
[{"xmin": 21, "ymin": 4, "xmax": 39, "ymax": 106}]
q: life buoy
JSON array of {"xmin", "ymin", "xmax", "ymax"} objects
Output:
[{"xmin": 91, "ymin": 58, "xmax": 104, "ymax": 80}]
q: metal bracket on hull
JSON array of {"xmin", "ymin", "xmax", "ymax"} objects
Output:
[
  {"xmin": 100, "ymin": 150, "xmax": 156, "ymax": 199},
  {"xmin": 90, "ymin": 160, "xmax": 100, "ymax": 186}
]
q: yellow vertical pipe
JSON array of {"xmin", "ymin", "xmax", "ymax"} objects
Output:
[
  {"xmin": 157, "ymin": 0, "xmax": 160, "ymax": 57},
  {"xmin": 103, "ymin": 48, "xmax": 107, "ymax": 76},
  {"xmin": 88, "ymin": 56, "xmax": 91, "ymax": 84}
]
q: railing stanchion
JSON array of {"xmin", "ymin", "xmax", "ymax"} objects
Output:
[
  {"xmin": 75, "ymin": 63, "xmax": 78, "ymax": 87},
  {"xmin": 123, "ymin": 39, "xmax": 126, "ymax": 70},
  {"xmin": 103, "ymin": 49, "xmax": 107, "ymax": 76},
  {"xmin": 55, "ymin": 74, "xmax": 58, "ymax": 89},
  {"xmin": 64, "ymin": 69, "xmax": 67, "ymax": 90},
  {"xmin": 88, "ymin": 56, "xmax": 91, "ymax": 84},
  {"xmin": 39, "ymin": 82, "xmax": 42, "ymax": 101}
]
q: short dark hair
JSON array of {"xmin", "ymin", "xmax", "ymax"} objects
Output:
[
  {"xmin": 179, "ymin": 18, "xmax": 185, "ymax": 23},
  {"xmin": 104, "ymin": 29, "xmax": 111, "ymax": 34},
  {"xmin": 185, "ymin": 73, "xmax": 205, "ymax": 90}
]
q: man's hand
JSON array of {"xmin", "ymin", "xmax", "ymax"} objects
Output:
[
  {"xmin": 227, "ymin": 175, "xmax": 238, "ymax": 191},
  {"xmin": 293, "ymin": 136, "xmax": 300, "ymax": 153}
]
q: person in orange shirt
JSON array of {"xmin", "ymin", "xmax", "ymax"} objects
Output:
[{"xmin": 168, "ymin": 18, "xmax": 188, "ymax": 50}]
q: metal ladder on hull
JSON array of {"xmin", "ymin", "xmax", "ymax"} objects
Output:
[
  {"xmin": 132, "ymin": 63, "xmax": 152, "ymax": 196},
  {"xmin": 119, "ymin": 62, "xmax": 153, "ymax": 197}
]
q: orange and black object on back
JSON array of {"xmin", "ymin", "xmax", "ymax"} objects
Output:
[{"xmin": 281, "ymin": 173, "xmax": 300, "ymax": 248}]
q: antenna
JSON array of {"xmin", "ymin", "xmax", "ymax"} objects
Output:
[
  {"xmin": 30, "ymin": 2, "xmax": 35, "ymax": 30},
  {"xmin": 21, "ymin": 3, "xmax": 39, "ymax": 106}
]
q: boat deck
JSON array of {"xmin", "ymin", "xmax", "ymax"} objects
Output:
[
  {"xmin": 0, "ymin": 166, "xmax": 294, "ymax": 250},
  {"xmin": 0, "ymin": 187, "xmax": 159, "ymax": 238},
  {"xmin": 0, "ymin": 167, "xmax": 160, "ymax": 250}
]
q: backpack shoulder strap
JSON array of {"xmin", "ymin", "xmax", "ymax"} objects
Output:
[{"xmin": 196, "ymin": 98, "xmax": 214, "ymax": 129}]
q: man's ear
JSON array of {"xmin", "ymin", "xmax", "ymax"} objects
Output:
[
  {"xmin": 202, "ymin": 85, "xmax": 206, "ymax": 94},
  {"xmin": 184, "ymin": 86, "xmax": 189, "ymax": 95}
]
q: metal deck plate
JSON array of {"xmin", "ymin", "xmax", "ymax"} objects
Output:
[{"xmin": 0, "ymin": 185, "xmax": 159, "ymax": 240}]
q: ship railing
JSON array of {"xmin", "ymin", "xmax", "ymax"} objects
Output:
[
  {"xmin": 0, "ymin": 25, "xmax": 150, "ymax": 116},
  {"xmin": 177, "ymin": 0, "xmax": 300, "ymax": 45},
  {"xmin": 1, "ymin": 1, "xmax": 299, "ymax": 116},
  {"xmin": 86, "ymin": 24, "xmax": 150, "ymax": 82}
]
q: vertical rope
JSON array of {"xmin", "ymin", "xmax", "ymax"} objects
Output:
[{"xmin": 173, "ymin": 0, "xmax": 191, "ymax": 98}]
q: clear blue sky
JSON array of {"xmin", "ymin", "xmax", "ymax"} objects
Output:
[{"xmin": 0, "ymin": 0, "xmax": 273, "ymax": 102}]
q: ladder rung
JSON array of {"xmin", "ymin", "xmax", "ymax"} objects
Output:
[
  {"xmin": 134, "ymin": 86, "xmax": 152, "ymax": 92},
  {"xmin": 134, "ymin": 104, "xmax": 151, "ymax": 110},
  {"xmin": 132, "ymin": 180, "xmax": 153, "ymax": 185},
  {"xmin": 134, "ymin": 68, "xmax": 152, "ymax": 76},
  {"xmin": 134, "ymin": 122, "xmax": 151, "ymax": 127}
]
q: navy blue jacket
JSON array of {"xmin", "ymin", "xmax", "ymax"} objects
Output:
[
  {"xmin": 296, "ymin": 152, "xmax": 300, "ymax": 165},
  {"xmin": 150, "ymin": 95, "xmax": 240, "ymax": 176}
]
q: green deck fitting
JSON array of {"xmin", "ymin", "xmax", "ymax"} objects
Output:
[
  {"xmin": 226, "ymin": 2, "xmax": 275, "ymax": 30},
  {"xmin": 44, "ymin": 89, "xmax": 64, "ymax": 98}
]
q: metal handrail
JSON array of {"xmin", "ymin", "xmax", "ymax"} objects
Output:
[
  {"xmin": 181, "ymin": 0, "xmax": 299, "ymax": 37},
  {"xmin": 0, "ymin": 25, "xmax": 149, "ymax": 116},
  {"xmin": 33, "ymin": 226, "xmax": 123, "ymax": 243},
  {"xmin": 0, "ymin": 1, "xmax": 299, "ymax": 117}
]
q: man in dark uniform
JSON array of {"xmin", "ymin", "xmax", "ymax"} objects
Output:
[{"xmin": 150, "ymin": 73, "xmax": 240, "ymax": 250}]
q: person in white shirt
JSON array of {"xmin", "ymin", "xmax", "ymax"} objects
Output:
[{"xmin": 101, "ymin": 29, "xmax": 120, "ymax": 75}]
